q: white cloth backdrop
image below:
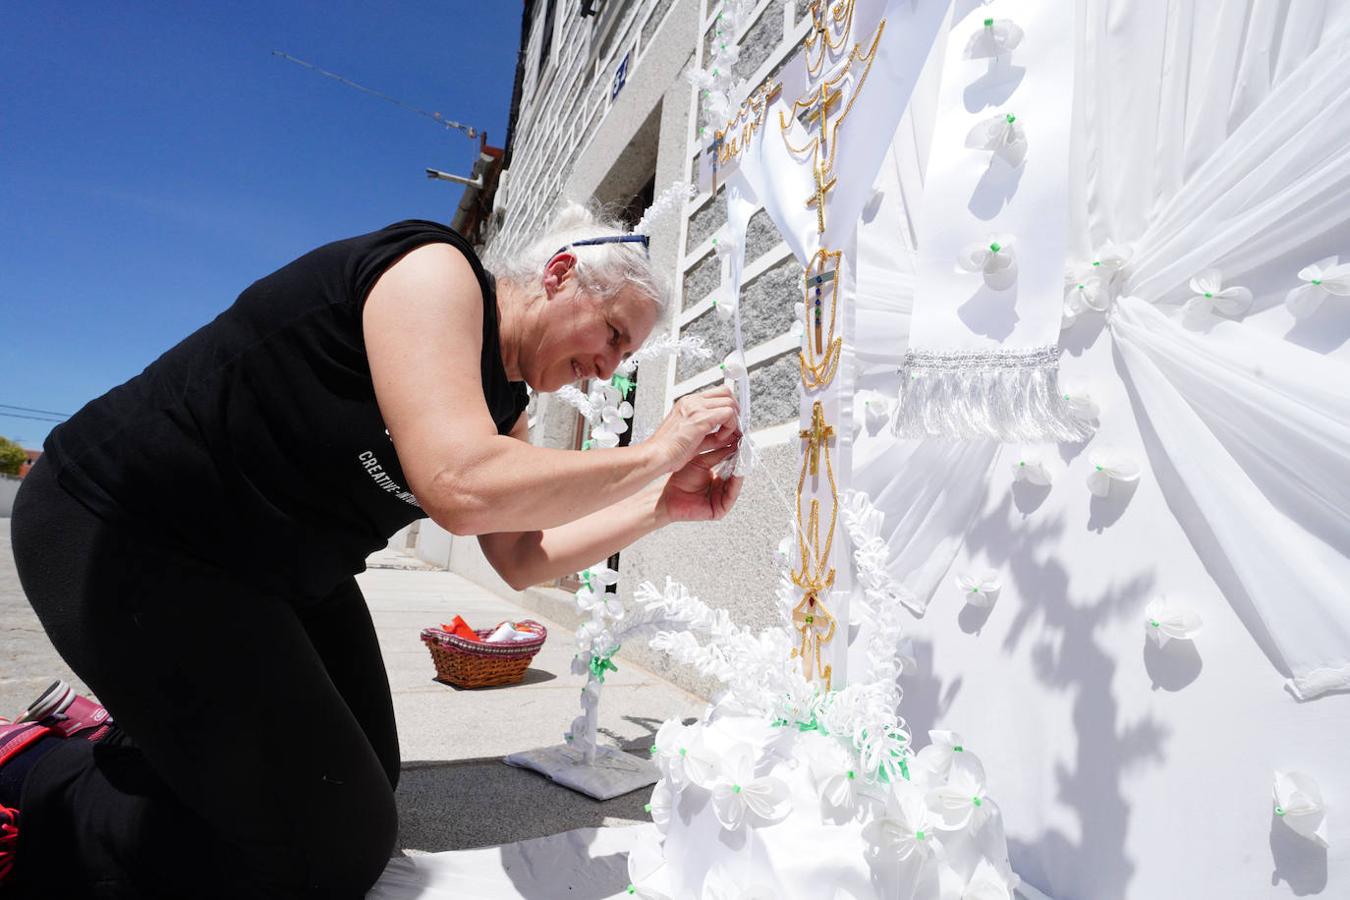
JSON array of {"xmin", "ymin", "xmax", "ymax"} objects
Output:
[{"xmin": 849, "ymin": 0, "xmax": 1350, "ymax": 895}]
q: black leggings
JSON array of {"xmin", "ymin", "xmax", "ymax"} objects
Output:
[{"xmin": 9, "ymin": 458, "xmax": 400, "ymax": 898}]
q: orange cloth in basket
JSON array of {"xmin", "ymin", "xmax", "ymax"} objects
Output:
[{"xmin": 441, "ymin": 615, "xmax": 481, "ymax": 642}]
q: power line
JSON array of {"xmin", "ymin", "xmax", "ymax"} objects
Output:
[
  {"xmin": 271, "ymin": 50, "xmax": 479, "ymax": 140},
  {"xmin": 0, "ymin": 403, "xmax": 71, "ymax": 419},
  {"xmin": 0, "ymin": 411, "xmax": 67, "ymax": 423}
]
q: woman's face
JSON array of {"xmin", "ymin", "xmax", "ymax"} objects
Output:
[{"xmin": 526, "ymin": 253, "xmax": 661, "ymax": 392}]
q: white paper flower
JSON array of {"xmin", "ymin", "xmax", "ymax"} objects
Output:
[
  {"xmin": 720, "ymin": 351, "xmax": 747, "ymax": 382},
  {"xmin": 965, "ymin": 113, "xmax": 1027, "ymax": 168},
  {"xmin": 1285, "ymin": 257, "xmax": 1350, "ymax": 319},
  {"xmin": 576, "ymin": 587, "xmax": 625, "ymax": 620},
  {"xmin": 1274, "ymin": 770, "xmax": 1329, "ymax": 846},
  {"xmin": 652, "ymin": 719, "xmax": 718, "ymax": 791},
  {"xmin": 624, "ymin": 830, "xmax": 672, "ymax": 899},
  {"xmin": 645, "ymin": 778, "xmax": 673, "ymax": 833},
  {"xmin": 1184, "ymin": 268, "xmax": 1253, "ymax": 321},
  {"xmin": 1144, "ymin": 598, "xmax": 1203, "ymax": 647},
  {"xmin": 862, "ymin": 787, "xmax": 938, "ymax": 861},
  {"xmin": 965, "ymin": 17, "xmax": 1024, "ymax": 59},
  {"xmin": 1086, "ymin": 450, "xmax": 1141, "ymax": 497},
  {"xmin": 1064, "ymin": 275, "xmax": 1110, "ymax": 313},
  {"xmin": 809, "ymin": 740, "xmax": 862, "ymax": 816},
  {"xmin": 927, "ymin": 750, "xmax": 991, "ymax": 831},
  {"xmin": 709, "ymin": 743, "xmax": 791, "ymax": 831},
  {"xmin": 1060, "ymin": 385, "xmax": 1100, "ymax": 423},
  {"xmin": 964, "ymin": 858, "xmax": 1019, "ymax": 900},
  {"xmin": 1011, "ymin": 450, "xmax": 1052, "ymax": 486},
  {"xmin": 581, "ymin": 562, "xmax": 620, "ymax": 590},
  {"xmin": 915, "ymin": 730, "xmax": 969, "ymax": 781},
  {"xmin": 958, "ymin": 236, "xmax": 1017, "ymax": 290},
  {"xmin": 713, "ymin": 293, "xmax": 737, "ymax": 321},
  {"xmin": 575, "ymin": 617, "xmax": 607, "ymax": 650},
  {"xmin": 956, "ymin": 572, "xmax": 1001, "ymax": 608},
  {"xmin": 863, "ymin": 392, "xmax": 892, "ymax": 435}
]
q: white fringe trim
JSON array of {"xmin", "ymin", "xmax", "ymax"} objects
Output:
[
  {"xmin": 1286, "ymin": 663, "xmax": 1350, "ymax": 701},
  {"xmin": 894, "ymin": 346, "xmax": 1094, "ymax": 442}
]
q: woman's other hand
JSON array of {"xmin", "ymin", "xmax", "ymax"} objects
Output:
[
  {"xmin": 646, "ymin": 385, "xmax": 741, "ymax": 475},
  {"xmin": 657, "ymin": 435, "xmax": 744, "ymax": 524}
]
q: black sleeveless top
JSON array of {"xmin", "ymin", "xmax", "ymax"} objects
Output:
[{"xmin": 44, "ymin": 220, "xmax": 527, "ymax": 598}]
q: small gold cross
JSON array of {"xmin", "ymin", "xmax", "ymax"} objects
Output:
[{"xmin": 799, "ymin": 401, "xmax": 834, "ymax": 477}]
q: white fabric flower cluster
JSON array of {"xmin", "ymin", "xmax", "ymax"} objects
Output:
[
  {"xmin": 1062, "ymin": 242, "xmax": 1132, "ymax": 328},
  {"xmin": 861, "ymin": 732, "xmax": 1017, "ymax": 894},
  {"xmin": 1182, "ymin": 268, "xmax": 1253, "ymax": 328},
  {"xmin": 686, "ymin": 0, "xmax": 754, "ymax": 134},
  {"xmin": 959, "ymin": 235, "xmax": 1018, "ymax": 290}
]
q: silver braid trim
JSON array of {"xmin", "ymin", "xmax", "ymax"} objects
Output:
[{"xmin": 893, "ymin": 346, "xmax": 1094, "ymax": 442}]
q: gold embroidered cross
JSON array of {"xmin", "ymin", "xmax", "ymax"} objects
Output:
[
  {"xmin": 806, "ymin": 161, "xmax": 837, "ymax": 235},
  {"xmin": 791, "ymin": 589, "xmax": 837, "ymax": 689},
  {"xmin": 799, "ymin": 401, "xmax": 834, "ymax": 476}
]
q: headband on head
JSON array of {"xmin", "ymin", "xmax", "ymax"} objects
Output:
[{"xmin": 554, "ymin": 234, "xmax": 651, "ymax": 258}]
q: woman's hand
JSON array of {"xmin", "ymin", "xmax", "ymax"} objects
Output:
[
  {"xmin": 645, "ymin": 385, "xmax": 741, "ymax": 475},
  {"xmin": 657, "ymin": 439, "xmax": 744, "ymax": 524}
]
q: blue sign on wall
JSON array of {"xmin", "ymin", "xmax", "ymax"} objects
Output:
[{"xmin": 612, "ymin": 51, "xmax": 630, "ymax": 101}]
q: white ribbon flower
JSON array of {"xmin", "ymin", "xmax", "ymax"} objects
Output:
[
  {"xmin": 965, "ymin": 113, "xmax": 1027, "ymax": 168},
  {"xmin": 713, "ymin": 292, "xmax": 738, "ymax": 321},
  {"xmin": 1064, "ymin": 275, "xmax": 1110, "ymax": 313},
  {"xmin": 1144, "ymin": 597, "xmax": 1203, "ymax": 647},
  {"xmin": 645, "ymin": 778, "xmax": 673, "ymax": 833},
  {"xmin": 809, "ymin": 740, "xmax": 862, "ymax": 816},
  {"xmin": 1060, "ymin": 385, "xmax": 1100, "ymax": 424},
  {"xmin": 958, "ymin": 236, "xmax": 1017, "ymax": 290},
  {"xmin": 1184, "ymin": 268, "xmax": 1253, "ymax": 321},
  {"xmin": 927, "ymin": 750, "xmax": 991, "ymax": 831},
  {"xmin": 576, "ymin": 587, "xmax": 625, "ymax": 620},
  {"xmin": 856, "ymin": 721, "xmax": 911, "ymax": 785},
  {"xmin": 964, "ymin": 858, "xmax": 1019, "ymax": 900},
  {"xmin": 652, "ymin": 719, "xmax": 718, "ymax": 791},
  {"xmin": 624, "ymin": 830, "xmax": 672, "ymax": 900},
  {"xmin": 1274, "ymin": 770, "xmax": 1329, "ymax": 847},
  {"xmin": 1086, "ymin": 450, "xmax": 1141, "ymax": 497},
  {"xmin": 965, "ymin": 17, "xmax": 1024, "ymax": 59},
  {"xmin": 719, "ymin": 351, "xmax": 747, "ymax": 382},
  {"xmin": 1011, "ymin": 450, "xmax": 1052, "ymax": 486},
  {"xmin": 709, "ymin": 743, "xmax": 791, "ymax": 831},
  {"xmin": 575, "ymin": 617, "xmax": 607, "ymax": 651},
  {"xmin": 862, "ymin": 787, "xmax": 939, "ymax": 862},
  {"xmin": 789, "ymin": 301, "xmax": 805, "ymax": 335},
  {"xmin": 1285, "ymin": 257, "xmax": 1350, "ymax": 319},
  {"xmin": 955, "ymin": 572, "xmax": 1001, "ymax": 609},
  {"xmin": 915, "ymin": 730, "xmax": 969, "ymax": 781},
  {"xmin": 862, "ymin": 392, "xmax": 892, "ymax": 435}
]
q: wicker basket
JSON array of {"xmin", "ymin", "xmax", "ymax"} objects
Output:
[{"xmin": 420, "ymin": 621, "xmax": 548, "ymax": 688}]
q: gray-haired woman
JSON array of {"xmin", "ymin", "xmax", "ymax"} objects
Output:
[{"xmin": 2, "ymin": 208, "xmax": 742, "ymax": 897}]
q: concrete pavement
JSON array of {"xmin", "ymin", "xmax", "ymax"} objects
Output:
[{"xmin": 1, "ymin": 518, "xmax": 706, "ymax": 855}]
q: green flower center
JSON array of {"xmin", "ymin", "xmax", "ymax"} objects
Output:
[
  {"xmin": 649, "ymin": 744, "xmax": 658, "ymax": 754},
  {"xmin": 1092, "ymin": 260, "xmax": 1102, "ymax": 267},
  {"xmin": 732, "ymin": 784, "xmax": 742, "ymax": 794},
  {"xmin": 627, "ymin": 885, "xmax": 637, "ymax": 895},
  {"xmin": 1275, "ymin": 806, "xmax": 1286, "ymax": 816},
  {"xmin": 679, "ymin": 747, "xmax": 687, "ymax": 757},
  {"xmin": 973, "ymin": 797, "xmax": 982, "ymax": 806},
  {"xmin": 1095, "ymin": 465, "xmax": 1104, "ymax": 472},
  {"xmin": 1312, "ymin": 279, "xmax": 1323, "ymax": 286},
  {"xmin": 989, "ymin": 242, "xmax": 1002, "ymax": 253},
  {"xmin": 1150, "ymin": 619, "xmax": 1160, "ymax": 627},
  {"xmin": 1005, "ymin": 114, "xmax": 1016, "ymax": 124},
  {"xmin": 954, "ymin": 745, "xmax": 964, "ymax": 752},
  {"xmin": 1204, "ymin": 291, "xmax": 1213, "ymax": 298},
  {"xmin": 1018, "ymin": 461, "xmax": 1026, "ymax": 467},
  {"xmin": 916, "ymin": 830, "xmax": 927, "ymax": 841},
  {"xmin": 984, "ymin": 17, "xmax": 994, "ymax": 27},
  {"xmin": 846, "ymin": 770, "xmax": 855, "ymax": 780},
  {"xmin": 644, "ymin": 802, "xmax": 653, "ymax": 813}
]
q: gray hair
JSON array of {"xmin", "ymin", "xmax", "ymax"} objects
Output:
[{"xmin": 483, "ymin": 202, "xmax": 670, "ymax": 309}]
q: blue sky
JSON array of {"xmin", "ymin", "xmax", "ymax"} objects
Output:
[{"xmin": 1, "ymin": 2, "xmax": 524, "ymax": 449}]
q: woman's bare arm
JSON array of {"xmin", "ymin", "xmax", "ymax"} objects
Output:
[{"xmin": 363, "ymin": 244, "xmax": 736, "ymax": 535}]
